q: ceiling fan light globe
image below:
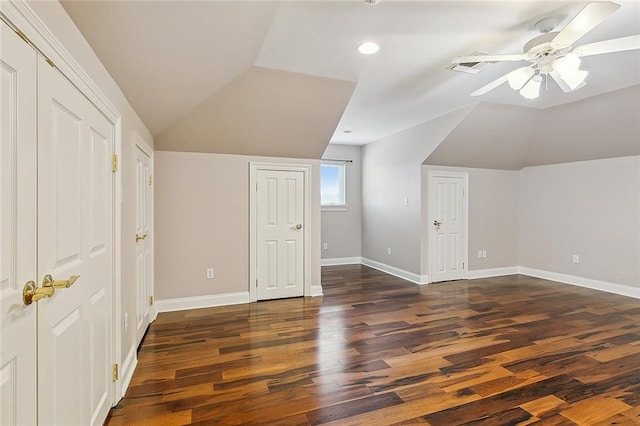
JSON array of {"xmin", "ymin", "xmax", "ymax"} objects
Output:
[
  {"xmin": 507, "ymin": 67, "xmax": 534, "ymax": 90},
  {"xmin": 553, "ymin": 53, "xmax": 581, "ymax": 75},
  {"xmin": 520, "ymin": 75, "xmax": 542, "ymax": 99},
  {"xmin": 561, "ymin": 69, "xmax": 589, "ymax": 90}
]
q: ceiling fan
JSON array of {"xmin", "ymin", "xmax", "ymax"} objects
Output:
[{"xmin": 451, "ymin": 1, "xmax": 640, "ymax": 99}]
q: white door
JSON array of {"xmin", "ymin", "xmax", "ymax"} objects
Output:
[
  {"xmin": 135, "ymin": 143, "xmax": 152, "ymax": 345},
  {"xmin": 429, "ymin": 172, "xmax": 468, "ymax": 283},
  {"xmin": 37, "ymin": 56, "xmax": 113, "ymax": 425},
  {"xmin": 0, "ymin": 22, "xmax": 37, "ymax": 426},
  {"xmin": 256, "ymin": 169, "xmax": 305, "ymax": 300}
]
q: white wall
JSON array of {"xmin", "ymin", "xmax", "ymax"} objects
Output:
[
  {"xmin": 361, "ymin": 107, "xmax": 473, "ymax": 275},
  {"xmin": 422, "ymin": 166, "xmax": 520, "ymax": 275},
  {"xmin": 321, "ymin": 145, "xmax": 361, "ymax": 261},
  {"xmin": 519, "ymin": 156, "xmax": 640, "ymax": 289},
  {"xmin": 154, "ymin": 151, "xmax": 321, "ymax": 301},
  {"xmin": 25, "ymin": 0, "xmax": 154, "ymax": 389}
]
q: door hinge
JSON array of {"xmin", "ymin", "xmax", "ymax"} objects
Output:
[
  {"xmin": 462, "ymin": 262, "xmax": 465, "ymax": 269},
  {"xmin": 112, "ymin": 155, "xmax": 118, "ymax": 172},
  {"xmin": 255, "ymin": 279, "xmax": 258, "ymax": 288},
  {"xmin": 112, "ymin": 363, "xmax": 119, "ymax": 382},
  {"xmin": 149, "ymin": 175, "xmax": 153, "ymax": 186},
  {"xmin": 149, "ymin": 295, "xmax": 154, "ymax": 306},
  {"xmin": 14, "ymin": 28, "xmax": 30, "ymax": 44}
]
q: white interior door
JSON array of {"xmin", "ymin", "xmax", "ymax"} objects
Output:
[
  {"xmin": 135, "ymin": 143, "xmax": 152, "ymax": 345},
  {"xmin": 429, "ymin": 172, "xmax": 468, "ymax": 283},
  {"xmin": 256, "ymin": 169, "xmax": 305, "ymax": 300},
  {"xmin": 37, "ymin": 56, "xmax": 113, "ymax": 426},
  {"xmin": 0, "ymin": 22, "xmax": 37, "ymax": 426}
]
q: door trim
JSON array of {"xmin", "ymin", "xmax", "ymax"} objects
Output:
[
  {"xmin": 428, "ymin": 171, "xmax": 469, "ymax": 283},
  {"xmin": 249, "ymin": 162, "xmax": 311, "ymax": 303},
  {"xmin": 1, "ymin": 1, "xmax": 124, "ymax": 406}
]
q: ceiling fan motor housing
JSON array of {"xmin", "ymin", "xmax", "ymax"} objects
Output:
[{"xmin": 523, "ymin": 31, "xmax": 568, "ymax": 73}]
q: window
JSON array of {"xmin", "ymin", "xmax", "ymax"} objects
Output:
[{"xmin": 321, "ymin": 162, "xmax": 346, "ymax": 208}]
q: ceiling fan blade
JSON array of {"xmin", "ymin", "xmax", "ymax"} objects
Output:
[
  {"xmin": 470, "ymin": 73, "xmax": 509, "ymax": 96},
  {"xmin": 550, "ymin": 70, "xmax": 587, "ymax": 93},
  {"xmin": 451, "ymin": 53, "xmax": 529, "ymax": 65},
  {"xmin": 573, "ymin": 34, "xmax": 640, "ymax": 57},
  {"xmin": 552, "ymin": 1, "xmax": 621, "ymax": 49}
]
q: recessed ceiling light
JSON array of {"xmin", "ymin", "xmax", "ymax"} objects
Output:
[{"xmin": 358, "ymin": 42, "xmax": 379, "ymax": 55}]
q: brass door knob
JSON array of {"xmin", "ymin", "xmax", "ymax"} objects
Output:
[
  {"xmin": 295, "ymin": 224, "xmax": 302, "ymax": 230},
  {"xmin": 23, "ymin": 281, "xmax": 54, "ymax": 305},
  {"xmin": 42, "ymin": 274, "xmax": 79, "ymax": 289}
]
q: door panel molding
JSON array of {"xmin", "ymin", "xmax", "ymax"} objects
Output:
[{"xmin": 249, "ymin": 162, "xmax": 311, "ymax": 303}]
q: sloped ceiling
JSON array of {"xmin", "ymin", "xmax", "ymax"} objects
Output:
[
  {"xmin": 61, "ymin": 0, "xmax": 640, "ymax": 155},
  {"xmin": 424, "ymin": 84, "xmax": 640, "ymax": 170},
  {"xmin": 155, "ymin": 67, "xmax": 355, "ymax": 158},
  {"xmin": 60, "ymin": 1, "xmax": 281, "ymax": 136}
]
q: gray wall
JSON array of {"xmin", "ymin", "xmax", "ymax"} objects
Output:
[
  {"xmin": 321, "ymin": 145, "xmax": 362, "ymax": 260},
  {"xmin": 361, "ymin": 107, "xmax": 473, "ymax": 274},
  {"xmin": 519, "ymin": 156, "xmax": 640, "ymax": 288}
]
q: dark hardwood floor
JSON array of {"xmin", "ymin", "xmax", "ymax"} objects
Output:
[{"xmin": 106, "ymin": 265, "xmax": 640, "ymax": 425}]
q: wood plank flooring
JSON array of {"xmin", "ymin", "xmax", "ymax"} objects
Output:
[{"xmin": 106, "ymin": 265, "xmax": 640, "ymax": 425}]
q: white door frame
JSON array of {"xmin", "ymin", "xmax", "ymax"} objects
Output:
[
  {"xmin": 1, "ymin": 1, "xmax": 124, "ymax": 405},
  {"xmin": 428, "ymin": 170, "xmax": 469, "ymax": 283},
  {"xmin": 249, "ymin": 162, "xmax": 311, "ymax": 303}
]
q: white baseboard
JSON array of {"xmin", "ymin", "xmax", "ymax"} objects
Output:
[
  {"xmin": 321, "ymin": 257, "xmax": 362, "ymax": 266},
  {"xmin": 156, "ymin": 291, "xmax": 251, "ymax": 313},
  {"xmin": 468, "ymin": 266, "xmax": 520, "ymax": 280},
  {"xmin": 120, "ymin": 345, "xmax": 137, "ymax": 398},
  {"xmin": 519, "ymin": 267, "xmax": 640, "ymax": 299},
  {"xmin": 310, "ymin": 284, "xmax": 324, "ymax": 296},
  {"xmin": 361, "ymin": 257, "xmax": 427, "ymax": 285}
]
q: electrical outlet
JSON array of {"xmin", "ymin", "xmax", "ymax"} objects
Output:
[
  {"xmin": 572, "ymin": 255, "xmax": 579, "ymax": 264},
  {"xmin": 387, "ymin": 248, "xmax": 392, "ymax": 255},
  {"xmin": 482, "ymin": 250, "xmax": 487, "ymax": 258},
  {"xmin": 206, "ymin": 268, "xmax": 214, "ymax": 279},
  {"xmin": 323, "ymin": 243, "xmax": 328, "ymax": 250},
  {"xmin": 403, "ymin": 197, "xmax": 409, "ymax": 206},
  {"xmin": 124, "ymin": 312, "xmax": 128, "ymax": 332},
  {"xmin": 478, "ymin": 250, "xmax": 483, "ymax": 258}
]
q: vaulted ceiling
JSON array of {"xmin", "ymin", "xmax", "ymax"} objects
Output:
[
  {"xmin": 425, "ymin": 84, "xmax": 640, "ymax": 169},
  {"xmin": 61, "ymin": 1, "xmax": 640, "ymax": 156}
]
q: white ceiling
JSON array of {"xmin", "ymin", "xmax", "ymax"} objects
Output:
[{"xmin": 61, "ymin": 0, "xmax": 640, "ymax": 146}]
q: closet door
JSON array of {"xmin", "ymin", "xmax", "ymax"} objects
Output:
[
  {"xmin": 37, "ymin": 56, "xmax": 114, "ymax": 426},
  {"xmin": 135, "ymin": 142, "xmax": 152, "ymax": 345},
  {"xmin": 0, "ymin": 22, "xmax": 37, "ymax": 426}
]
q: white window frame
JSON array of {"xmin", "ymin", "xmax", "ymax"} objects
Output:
[{"xmin": 320, "ymin": 161, "xmax": 347, "ymax": 211}]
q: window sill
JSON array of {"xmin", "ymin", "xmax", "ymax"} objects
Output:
[{"xmin": 321, "ymin": 205, "xmax": 348, "ymax": 212}]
